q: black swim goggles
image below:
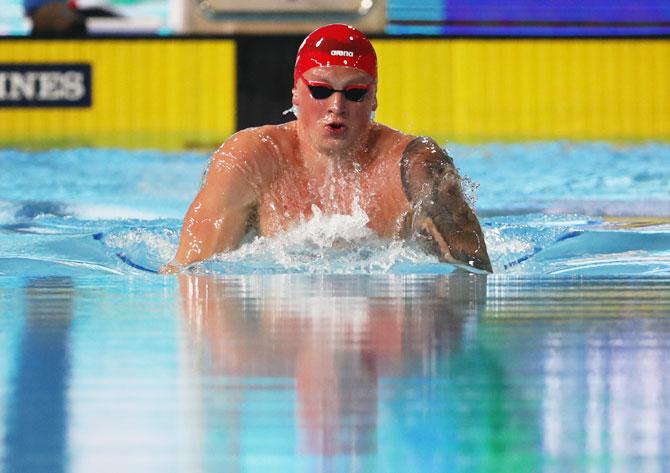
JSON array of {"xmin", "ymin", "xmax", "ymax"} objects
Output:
[{"xmin": 300, "ymin": 76, "xmax": 370, "ymax": 102}]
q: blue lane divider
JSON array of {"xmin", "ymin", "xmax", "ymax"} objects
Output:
[
  {"xmin": 93, "ymin": 232, "xmax": 159, "ymax": 274},
  {"xmin": 503, "ymin": 230, "xmax": 583, "ymax": 270}
]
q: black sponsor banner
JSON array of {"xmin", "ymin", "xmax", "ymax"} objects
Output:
[
  {"xmin": 236, "ymin": 36, "xmax": 302, "ymax": 130},
  {"xmin": 0, "ymin": 64, "xmax": 92, "ymax": 108}
]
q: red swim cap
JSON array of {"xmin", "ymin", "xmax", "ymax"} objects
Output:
[{"xmin": 294, "ymin": 24, "xmax": 377, "ymax": 85}]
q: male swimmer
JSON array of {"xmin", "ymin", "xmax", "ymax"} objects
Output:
[{"xmin": 161, "ymin": 24, "xmax": 492, "ymax": 274}]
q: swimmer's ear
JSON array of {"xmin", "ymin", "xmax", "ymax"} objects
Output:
[
  {"xmin": 372, "ymin": 83, "xmax": 378, "ymax": 111},
  {"xmin": 292, "ymin": 86, "xmax": 299, "ymax": 106}
]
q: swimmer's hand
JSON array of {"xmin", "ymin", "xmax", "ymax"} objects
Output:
[
  {"xmin": 401, "ymin": 137, "xmax": 492, "ymax": 273},
  {"xmin": 418, "ymin": 204, "xmax": 492, "ymax": 273},
  {"xmin": 159, "ymin": 261, "xmax": 183, "ymax": 274}
]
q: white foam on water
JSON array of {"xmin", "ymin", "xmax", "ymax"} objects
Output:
[
  {"xmin": 484, "ymin": 227, "xmax": 534, "ymax": 255},
  {"xmin": 211, "ymin": 204, "xmax": 438, "ymax": 274},
  {"xmin": 0, "ymin": 201, "xmax": 15, "ymax": 224},
  {"xmin": 272, "ymin": 204, "xmax": 374, "ymax": 248},
  {"xmin": 72, "ymin": 204, "xmax": 165, "ymax": 221},
  {"xmin": 103, "ymin": 227, "xmax": 177, "ymax": 266},
  {"xmin": 484, "ymin": 226, "xmax": 536, "ymax": 273}
]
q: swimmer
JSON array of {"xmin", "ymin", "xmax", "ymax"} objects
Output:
[{"xmin": 161, "ymin": 24, "xmax": 492, "ymax": 274}]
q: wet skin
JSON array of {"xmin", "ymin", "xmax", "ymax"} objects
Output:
[{"xmin": 163, "ymin": 66, "xmax": 491, "ymax": 273}]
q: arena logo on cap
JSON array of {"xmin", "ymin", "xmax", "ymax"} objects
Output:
[
  {"xmin": 0, "ymin": 63, "xmax": 92, "ymax": 108},
  {"xmin": 330, "ymin": 50, "xmax": 354, "ymax": 57}
]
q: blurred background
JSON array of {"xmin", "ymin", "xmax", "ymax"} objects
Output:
[{"xmin": 1, "ymin": 0, "xmax": 669, "ymax": 150}]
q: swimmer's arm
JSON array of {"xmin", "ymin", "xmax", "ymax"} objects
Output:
[
  {"xmin": 160, "ymin": 138, "xmax": 260, "ymax": 274},
  {"xmin": 401, "ymin": 137, "xmax": 492, "ymax": 273}
]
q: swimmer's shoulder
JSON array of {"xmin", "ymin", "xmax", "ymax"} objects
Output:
[
  {"xmin": 238, "ymin": 123, "xmax": 297, "ymax": 158},
  {"xmin": 214, "ymin": 124, "xmax": 296, "ymax": 163},
  {"xmin": 218, "ymin": 124, "xmax": 290, "ymax": 150},
  {"xmin": 209, "ymin": 124, "xmax": 296, "ymax": 186},
  {"xmin": 368, "ymin": 125, "xmax": 455, "ymax": 182},
  {"xmin": 368, "ymin": 122, "xmax": 417, "ymax": 161},
  {"xmin": 376, "ymin": 127, "xmax": 452, "ymax": 167}
]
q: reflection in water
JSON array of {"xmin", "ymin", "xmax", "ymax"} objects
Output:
[
  {"xmin": 175, "ymin": 275, "xmax": 670, "ymax": 472},
  {"xmin": 1, "ymin": 275, "xmax": 669, "ymax": 471},
  {"xmin": 177, "ymin": 273, "xmax": 487, "ymax": 471},
  {"xmin": 484, "ymin": 277, "xmax": 670, "ymax": 473},
  {"xmin": 4, "ymin": 277, "xmax": 74, "ymax": 473}
]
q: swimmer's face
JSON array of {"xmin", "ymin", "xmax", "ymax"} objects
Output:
[{"xmin": 292, "ymin": 66, "xmax": 377, "ymax": 155}]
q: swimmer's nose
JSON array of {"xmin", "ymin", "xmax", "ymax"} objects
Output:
[{"xmin": 327, "ymin": 92, "xmax": 347, "ymax": 115}]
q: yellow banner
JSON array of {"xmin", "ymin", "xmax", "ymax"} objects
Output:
[
  {"xmin": 0, "ymin": 39, "xmax": 236, "ymax": 150},
  {"xmin": 375, "ymin": 39, "xmax": 670, "ymax": 142},
  {"xmin": 1, "ymin": 38, "xmax": 668, "ymax": 148}
]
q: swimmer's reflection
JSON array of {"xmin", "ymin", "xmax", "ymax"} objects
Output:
[{"xmin": 177, "ymin": 274, "xmax": 486, "ymax": 463}]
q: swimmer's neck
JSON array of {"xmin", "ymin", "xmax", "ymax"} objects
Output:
[{"xmin": 295, "ymin": 121, "xmax": 374, "ymax": 173}]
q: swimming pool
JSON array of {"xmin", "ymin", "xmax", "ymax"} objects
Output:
[
  {"xmin": 1, "ymin": 142, "xmax": 670, "ymax": 471},
  {"xmin": 2, "ymin": 141, "xmax": 669, "ymax": 276}
]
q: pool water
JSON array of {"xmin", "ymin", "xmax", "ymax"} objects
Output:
[
  {"xmin": 1, "ymin": 142, "xmax": 670, "ymax": 471},
  {"xmin": 1, "ymin": 142, "xmax": 669, "ymax": 277}
]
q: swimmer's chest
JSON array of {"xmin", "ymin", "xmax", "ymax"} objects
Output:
[{"xmin": 257, "ymin": 162, "xmax": 408, "ymax": 237}]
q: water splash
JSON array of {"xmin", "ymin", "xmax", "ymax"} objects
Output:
[
  {"xmin": 102, "ymin": 226, "xmax": 178, "ymax": 271},
  {"xmin": 4, "ymin": 144, "xmax": 668, "ymax": 277},
  {"xmin": 197, "ymin": 203, "xmax": 440, "ymax": 274}
]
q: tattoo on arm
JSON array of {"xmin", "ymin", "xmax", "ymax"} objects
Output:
[
  {"xmin": 400, "ymin": 136, "xmax": 492, "ymax": 273},
  {"xmin": 400, "ymin": 136, "xmax": 455, "ymax": 205}
]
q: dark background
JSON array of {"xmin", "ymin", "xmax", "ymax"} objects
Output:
[{"xmin": 236, "ymin": 36, "xmax": 303, "ymax": 130}]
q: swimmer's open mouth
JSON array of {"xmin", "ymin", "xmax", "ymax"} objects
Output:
[{"xmin": 326, "ymin": 122, "xmax": 346, "ymax": 132}]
